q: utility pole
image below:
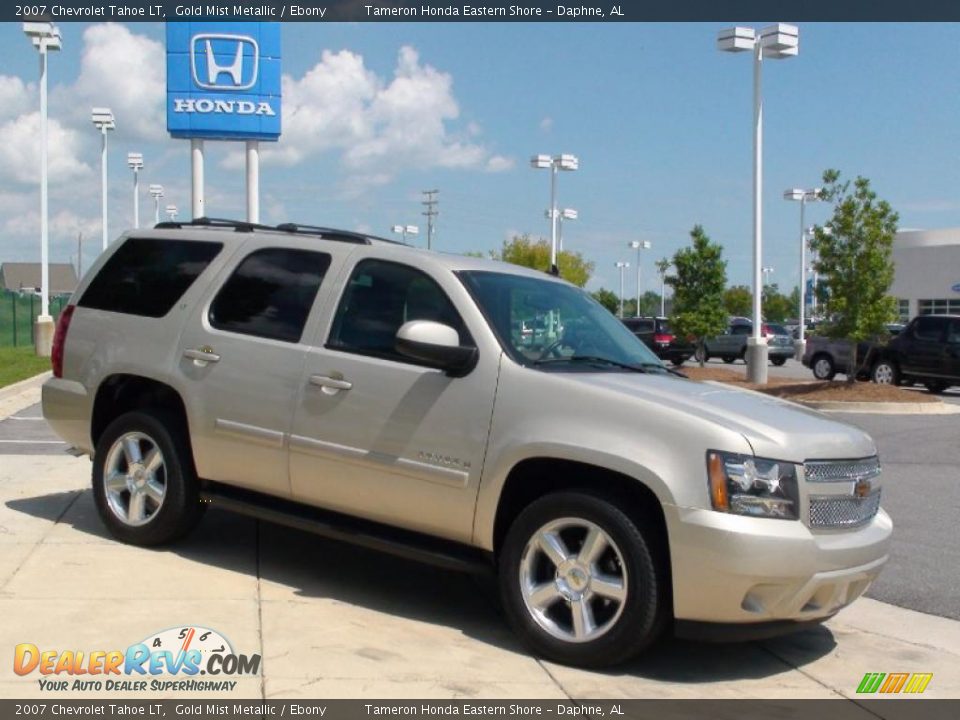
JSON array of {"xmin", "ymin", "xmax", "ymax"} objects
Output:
[
  {"xmin": 77, "ymin": 231, "xmax": 82, "ymax": 279},
  {"xmin": 422, "ymin": 189, "xmax": 438, "ymax": 250}
]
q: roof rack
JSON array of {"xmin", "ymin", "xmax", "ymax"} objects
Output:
[
  {"xmin": 154, "ymin": 217, "xmax": 275, "ymax": 233},
  {"xmin": 153, "ymin": 217, "xmax": 403, "ymax": 246}
]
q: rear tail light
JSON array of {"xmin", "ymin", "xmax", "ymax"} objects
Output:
[
  {"xmin": 653, "ymin": 333, "xmax": 673, "ymax": 344},
  {"xmin": 761, "ymin": 324, "xmax": 772, "ymax": 338},
  {"xmin": 51, "ymin": 305, "xmax": 75, "ymax": 379}
]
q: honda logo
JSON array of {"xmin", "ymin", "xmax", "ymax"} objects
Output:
[{"xmin": 190, "ymin": 34, "xmax": 259, "ymax": 91}]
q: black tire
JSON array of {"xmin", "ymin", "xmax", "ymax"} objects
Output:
[
  {"xmin": 924, "ymin": 380, "xmax": 948, "ymax": 394},
  {"xmin": 92, "ymin": 410, "xmax": 204, "ymax": 546},
  {"xmin": 771, "ymin": 357, "xmax": 787, "ymax": 367},
  {"xmin": 871, "ymin": 359, "xmax": 899, "ymax": 386},
  {"xmin": 811, "ymin": 353, "xmax": 836, "ymax": 381},
  {"xmin": 722, "ymin": 356, "xmax": 735, "ymax": 364},
  {"xmin": 694, "ymin": 346, "xmax": 708, "ymax": 364},
  {"xmin": 739, "ymin": 347, "xmax": 747, "ymax": 363},
  {"xmin": 498, "ymin": 492, "xmax": 666, "ymax": 668}
]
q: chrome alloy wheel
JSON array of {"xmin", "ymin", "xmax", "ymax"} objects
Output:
[
  {"xmin": 519, "ymin": 518, "xmax": 628, "ymax": 643},
  {"xmin": 103, "ymin": 432, "xmax": 167, "ymax": 527},
  {"xmin": 873, "ymin": 362, "xmax": 895, "ymax": 384}
]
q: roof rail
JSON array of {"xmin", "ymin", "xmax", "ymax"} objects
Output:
[
  {"xmin": 152, "ymin": 217, "xmax": 403, "ymax": 246},
  {"xmin": 275, "ymin": 222, "xmax": 402, "ymax": 246},
  {"xmin": 154, "ymin": 217, "xmax": 275, "ymax": 233}
]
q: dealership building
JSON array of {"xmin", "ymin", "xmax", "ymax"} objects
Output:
[{"xmin": 890, "ymin": 228, "xmax": 960, "ymax": 321}]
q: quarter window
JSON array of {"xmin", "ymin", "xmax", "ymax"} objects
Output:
[
  {"xmin": 328, "ymin": 259, "xmax": 470, "ymax": 362},
  {"xmin": 80, "ymin": 238, "xmax": 222, "ymax": 318},
  {"xmin": 209, "ymin": 248, "xmax": 331, "ymax": 343},
  {"xmin": 913, "ymin": 316, "xmax": 945, "ymax": 342}
]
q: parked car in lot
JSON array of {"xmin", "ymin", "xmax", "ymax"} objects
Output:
[
  {"xmin": 621, "ymin": 316, "xmax": 694, "ymax": 366},
  {"xmin": 43, "ymin": 219, "xmax": 891, "ymax": 668},
  {"xmin": 698, "ymin": 320, "xmax": 794, "ymax": 365},
  {"xmin": 870, "ymin": 315, "xmax": 960, "ymax": 393},
  {"xmin": 802, "ymin": 337, "xmax": 878, "ymax": 381}
]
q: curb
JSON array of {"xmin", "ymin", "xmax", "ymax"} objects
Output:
[
  {"xmin": 0, "ymin": 370, "xmax": 51, "ymax": 401},
  {"xmin": 797, "ymin": 399, "xmax": 960, "ymax": 414}
]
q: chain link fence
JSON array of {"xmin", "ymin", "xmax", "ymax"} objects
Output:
[{"xmin": 0, "ymin": 291, "xmax": 69, "ymax": 348}]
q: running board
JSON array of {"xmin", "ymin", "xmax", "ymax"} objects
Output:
[{"xmin": 199, "ymin": 482, "xmax": 494, "ymax": 575}]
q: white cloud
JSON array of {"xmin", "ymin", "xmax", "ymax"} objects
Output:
[
  {"xmin": 224, "ymin": 45, "xmax": 512, "ymax": 189},
  {"xmin": 0, "ymin": 75, "xmax": 34, "ymax": 122},
  {"xmin": 0, "ymin": 112, "xmax": 91, "ymax": 185},
  {"xmin": 67, "ymin": 23, "xmax": 166, "ymax": 140},
  {"xmin": 540, "ymin": 116, "xmax": 553, "ymax": 132}
]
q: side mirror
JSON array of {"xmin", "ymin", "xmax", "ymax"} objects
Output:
[{"xmin": 395, "ymin": 320, "xmax": 478, "ymax": 376}]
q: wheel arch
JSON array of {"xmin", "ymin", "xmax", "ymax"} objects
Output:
[{"xmin": 91, "ymin": 374, "xmax": 191, "ymax": 451}]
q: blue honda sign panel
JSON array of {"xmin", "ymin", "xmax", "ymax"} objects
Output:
[{"xmin": 166, "ymin": 22, "xmax": 281, "ymax": 141}]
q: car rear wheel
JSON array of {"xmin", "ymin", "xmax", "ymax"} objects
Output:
[
  {"xmin": 722, "ymin": 357, "xmax": 734, "ymax": 364},
  {"xmin": 499, "ymin": 492, "xmax": 665, "ymax": 668},
  {"xmin": 812, "ymin": 354, "xmax": 836, "ymax": 381},
  {"xmin": 771, "ymin": 357, "xmax": 787, "ymax": 367},
  {"xmin": 924, "ymin": 380, "xmax": 948, "ymax": 394},
  {"xmin": 92, "ymin": 410, "xmax": 204, "ymax": 546},
  {"xmin": 871, "ymin": 359, "xmax": 899, "ymax": 386}
]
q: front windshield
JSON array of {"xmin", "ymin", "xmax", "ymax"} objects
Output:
[{"xmin": 459, "ymin": 270, "xmax": 665, "ymax": 371}]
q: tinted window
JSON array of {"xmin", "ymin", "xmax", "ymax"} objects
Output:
[
  {"xmin": 767, "ymin": 323, "xmax": 788, "ymax": 336},
  {"xmin": 209, "ymin": 248, "xmax": 330, "ymax": 343},
  {"xmin": 948, "ymin": 320, "xmax": 960, "ymax": 344},
  {"xmin": 913, "ymin": 316, "xmax": 945, "ymax": 342},
  {"xmin": 731, "ymin": 324, "xmax": 752, "ymax": 336},
  {"xmin": 623, "ymin": 319, "xmax": 654, "ymax": 332},
  {"xmin": 80, "ymin": 238, "xmax": 222, "ymax": 318},
  {"xmin": 328, "ymin": 260, "xmax": 470, "ymax": 361},
  {"xmin": 654, "ymin": 319, "xmax": 673, "ymax": 335}
]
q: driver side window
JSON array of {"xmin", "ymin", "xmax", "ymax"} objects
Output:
[{"xmin": 327, "ymin": 259, "xmax": 471, "ymax": 363}]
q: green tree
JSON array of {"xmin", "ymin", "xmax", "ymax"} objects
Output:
[
  {"xmin": 667, "ymin": 225, "xmax": 728, "ymax": 367},
  {"xmin": 762, "ymin": 283, "xmax": 794, "ymax": 323},
  {"xmin": 723, "ymin": 285, "xmax": 752, "ymax": 318},
  {"xmin": 591, "ymin": 288, "xmax": 619, "ymax": 315},
  {"xmin": 810, "ymin": 170, "xmax": 899, "ymax": 377},
  {"xmin": 492, "ymin": 234, "xmax": 594, "ymax": 287}
]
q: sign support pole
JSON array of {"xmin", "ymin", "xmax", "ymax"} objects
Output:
[
  {"xmin": 191, "ymin": 139, "xmax": 205, "ymax": 219},
  {"xmin": 246, "ymin": 140, "xmax": 260, "ymax": 224}
]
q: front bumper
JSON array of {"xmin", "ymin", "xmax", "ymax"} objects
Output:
[{"xmin": 664, "ymin": 503, "xmax": 891, "ymax": 625}]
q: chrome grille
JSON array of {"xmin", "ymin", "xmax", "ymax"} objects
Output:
[
  {"xmin": 804, "ymin": 457, "xmax": 880, "ymax": 483},
  {"xmin": 809, "ymin": 491, "xmax": 881, "ymax": 528}
]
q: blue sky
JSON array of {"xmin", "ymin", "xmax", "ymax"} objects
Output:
[{"xmin": 1, "ymin": 22, "xmax": 959, "ymax": 294}]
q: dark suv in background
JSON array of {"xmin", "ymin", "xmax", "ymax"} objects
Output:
[
  {"xmin": 870, "ymin": 314, "xmax": 960, "ymax": 393},
  {"xmin": 621, "ymin": 316, "xmax": 694, "ymax": 366}
]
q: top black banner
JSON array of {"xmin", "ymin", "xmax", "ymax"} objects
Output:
[{"xmin": 9, "ymin": 0, "xmax": 960, "ymax": 23}]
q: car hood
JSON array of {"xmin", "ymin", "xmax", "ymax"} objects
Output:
[{"xmin": 562, "ymin": 371, "xmax": 876, "ymax": 463}]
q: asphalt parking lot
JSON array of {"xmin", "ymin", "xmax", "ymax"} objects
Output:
[{"xmin": 1, "ymin": 372, "xmax": 958, "ymax": 703}]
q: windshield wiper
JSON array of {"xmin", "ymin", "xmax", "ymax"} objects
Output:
[{"xmin": 533, "ymin": 356, "xmax": 652, "ymax": 372}]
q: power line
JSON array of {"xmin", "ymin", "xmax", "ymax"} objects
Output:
[{"xmin": 422, "ymin": 189, "xmax": 439, "ymax": 250}]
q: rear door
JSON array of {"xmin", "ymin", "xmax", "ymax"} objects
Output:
[
  {"xmin": 945, "ymin": 319, "xmax": 960, "ymax": 380},
  {"xmin": 174, "ymin": 239, "xmax": 343, "ymax": 497},
  {"xmin": 901, "ymin": 316, "xmax": 947, "ymax": 377}
]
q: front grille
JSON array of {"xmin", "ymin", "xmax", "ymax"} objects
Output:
[
  {"xmin": 809, "ymin": 491, "xmax": 882, "ymax": 528},
  {"xmin": 804, "ymin": 457, "xmax": 880, "ymax": 483}
]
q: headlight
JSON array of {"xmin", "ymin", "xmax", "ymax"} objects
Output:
[{"xmin": 707, "ymin": 450, "xmax": 800, "ymax": 520}]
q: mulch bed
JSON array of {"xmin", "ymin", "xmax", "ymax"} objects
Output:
[{"xmin": 681, "ymin": 365, "xmax": 939, "ymax": 404}]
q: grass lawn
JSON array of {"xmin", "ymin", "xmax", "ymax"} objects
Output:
[{"xmin": 0, "ymin": 346, "xmax": 51, "ymax": 389}]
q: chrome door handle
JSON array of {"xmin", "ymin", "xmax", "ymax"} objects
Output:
[
  {"xmin": 309, "ymin": 374, "xmax": 353, "ymax": 391},
  {"xmin": 183, "ymin": 347, "xmax": 221, "ymax": 363}
]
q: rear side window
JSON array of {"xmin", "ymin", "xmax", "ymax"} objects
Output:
[
  {"xmin": 79, "ymin": 238, "xmax": 222, "ymax": 318},
  {"xmin": 913, "ymin": 317, "xmax": 945, "ymax": 341},
  {"xmin": 209, "ymin": 248, "xmax": 331, "ymax": 343}
]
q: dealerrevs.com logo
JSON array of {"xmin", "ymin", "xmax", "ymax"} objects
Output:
[{"xmin": 13, "ymin": 626, "xmax": 260, "ymax": 693}]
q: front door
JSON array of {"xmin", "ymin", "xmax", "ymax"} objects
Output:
[
  {"xmin": 901, "ymin": 316, "xmax": 947, "ymax": 377},
  {"xmin": 288, "ymin": 258, "xmax": 499, "ymax": 543}
]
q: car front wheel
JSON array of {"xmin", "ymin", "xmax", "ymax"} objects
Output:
[
  {"xmin": 498, "ymin": 492, "xmax": 665, "ymax": 668},
  {"xmin": 812, "ymin": 354, "xmax": 836, "ymax": 381},
  {"xmin": 771, "ymin": 357, "xmax": 787, "ymax": 367},
  {"xmin": 92, "ymin": 410, "xmax": 204, "ymax": 546}
]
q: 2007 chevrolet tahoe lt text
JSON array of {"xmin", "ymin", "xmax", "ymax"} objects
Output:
[{"xmin": 42, "ymin": 219, "xmax": 891, "ymax": 667}]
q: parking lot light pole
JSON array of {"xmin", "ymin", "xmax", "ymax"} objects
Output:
[
  {"xmin": 531, "ymin": 154, "xmax": 579, "ymax": 275},
  {"xmin": 554, "ymin": 207, "xmax": 578, "ymax": 253},
  {"xmin": 127, "ymin": 153, "xmax": 143, "ymax": 229},
  {"xmin": 149, "ymin": 184, "xmax": 164, "ymax": 226},
  {"xmin": 391, "ymin": 224, "xmax": 419, "ymax": 244},
  {"xmin": 166, "ymin": 204, "xmax": 178, "ymax": 221},
  {"xmin": 628, "ymin": 240, "xmax": 651, "ymax": 317},
  {"xmin": 784, "ymin": 188, "xmax": 822, "ymax": 358},
  {"xmin": 718, "ymin": 23, "xmax": 799, "ymax": 384},
  {"xmin": 91, "ymin": 108, "xmax": 114, "ymax": 251},
  {"xmin": 615, "ymin": 261, "xmax": 630, "ymax": 318}
]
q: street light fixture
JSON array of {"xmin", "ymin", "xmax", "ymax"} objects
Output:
[
  {"xmin": 628, "ymin": 240, "xmax": 652, "ymax": 317},
  {"xmin": 762, "ymin": 266, "xmax": 775, "ymax": 285},
  {"xmin": 615, "ymin": 261, "xmax": 630, "ymax": 318},
  {"xmin": 91, "ymin": 108, "xmax": 114, "ymax": 252},
  {"xmin": 531, "ymin": 153, "xmax": 579, "ymax": 275},
  {"xmin": 127, "ymin": 152, "xmax": 144, "ymax": 229},
  {"xmin": 549, "ymin": 207, "xmax": 578, "ymax": 253},
  {"xmin": 149, "ymin": 184, "xmax": 164, "ymax": 226},
  {"xmin": 718, "ymin": 23, "xmax": 799, "ymax": 384},
  {"xmin": 166, "ymin": 204, "xmax": 178, "ymax": 221},
  {"xmin": 391, "ymin": 224, "xmax": 419, "ymax": 243},
  {"xmin": 784, "ymin": 187, "xmax": 823, "ymax": 358},
  {"xmin": 23, "ymin": 21, "xmax": 62, "ymax": 357}
]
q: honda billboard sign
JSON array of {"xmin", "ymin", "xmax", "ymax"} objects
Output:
[{"xmin": 166, "ymin": 23, "xmax": 281, "ymax": 141}]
